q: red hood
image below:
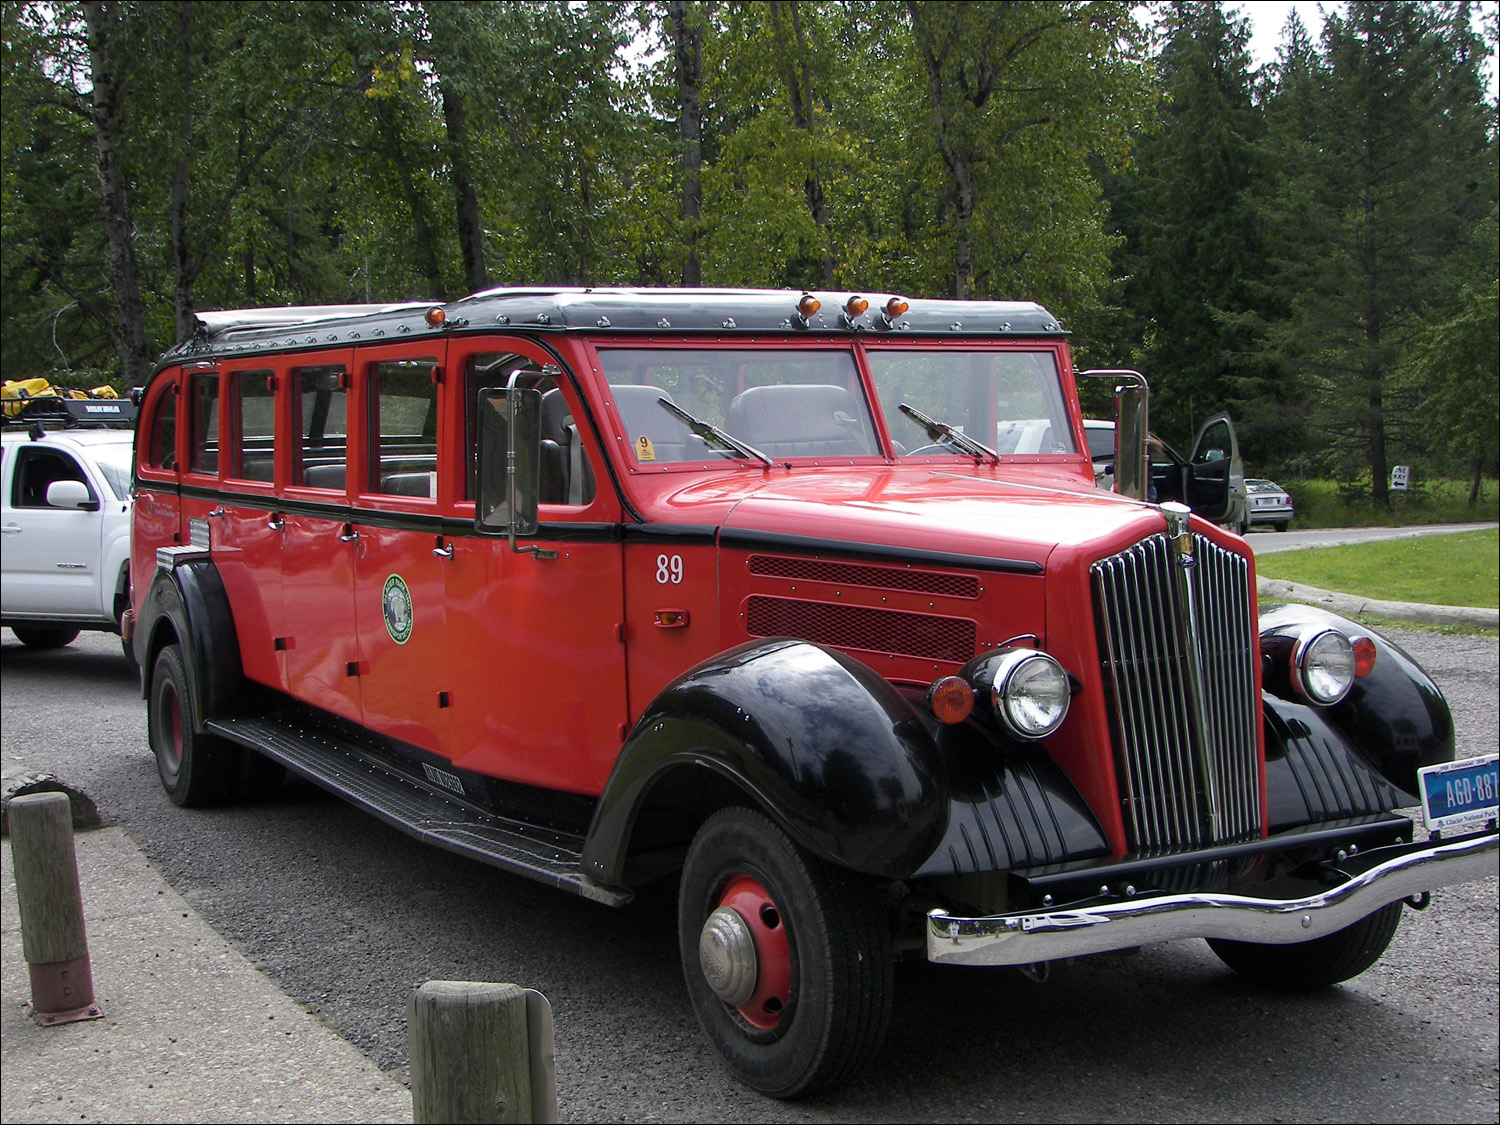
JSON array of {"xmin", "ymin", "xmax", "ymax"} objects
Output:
[{"xmin": 662, "ymin": 466, "xmax": 1169, "ymax": 569}]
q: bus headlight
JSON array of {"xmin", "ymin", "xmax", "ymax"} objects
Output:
[
  {"xmin": 986, "ymin": 650, "xmax": 1072, "ymax": 740},
  {"xmin": 1292, "ymin": 628, "xmax": 1356, "ymax": 706}
]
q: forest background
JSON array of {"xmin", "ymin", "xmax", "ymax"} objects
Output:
[{"xmin": 3, "ymin": 0, "xmax": 1496, "ymax": 505}]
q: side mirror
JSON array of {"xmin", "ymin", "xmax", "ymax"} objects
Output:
[
  {"xmin": 476, "ymin": 387, "xmax": 554, "ymax": 557},
  {"xmin": 1079, "ymin": 370, "xmax": 1149, "ymax": 501},
  {"xmin": 46, "ymin": 479, "xmax": 98, "ymax": 511}
]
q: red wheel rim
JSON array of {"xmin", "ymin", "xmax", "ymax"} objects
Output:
[{"xmin": 715, "ymin": 874, "xmax": 791, "ymax": 1030}]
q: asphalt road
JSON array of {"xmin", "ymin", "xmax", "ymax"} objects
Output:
[
  {"xmin": 1244, "ymin": 520, "xmax": 1497, "ymax": 555},
  {"xmin": 2, "ymin": 628, "xmax": 1497, "ymax": 1123}
]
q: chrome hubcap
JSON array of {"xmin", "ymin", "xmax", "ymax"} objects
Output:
[{"xmin": 699, "ymin": 906, "xmax": 757, "ymax": 1006}]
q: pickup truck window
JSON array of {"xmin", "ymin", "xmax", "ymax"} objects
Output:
[
  {"xmin": 867, "ymin": 349, "xmax": 1076, "ymax": 458},
  {"xmin": 11, "ymin": 447, "xmax": 90, "ymax": 507},
  {"xmin": 599, "ymin": 347, "xmax": 875, "ymax": 464}
]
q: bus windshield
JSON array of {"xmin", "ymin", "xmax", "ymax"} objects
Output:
[
  {"xmin": 598, "ymin": 347, "xmax": 879, "ymax": 465},
  {"xmin": 866, "ymin": 349, "xmax": 1076, "ymax": 458}
]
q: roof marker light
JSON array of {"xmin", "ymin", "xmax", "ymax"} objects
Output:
[
  {"xmin": 883, "ymin": 297, "xmax": 909, "ymax": 319},
  {"xmin": 424, "ymin": 306, "xmax": 446, "ymax": 328},
  {"xmin": 797, "ymin": 293, "xmax": 821, "ymax": 318},
  {"xmin": 844, "ymin": 296, "xmax": 869, "ymax": 318}
]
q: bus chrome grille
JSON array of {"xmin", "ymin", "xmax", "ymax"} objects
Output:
[{"xmin": 1092, "ymin": 532, "xmax": 1260, "ymax": 853}]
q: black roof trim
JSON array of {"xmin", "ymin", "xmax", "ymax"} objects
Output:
[{"xmin": 159, "ymin": 288, "xmax": 1066, "ymax": 367}]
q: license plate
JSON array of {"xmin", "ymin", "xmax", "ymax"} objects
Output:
[{"xmin": 1418, "ymin": 754, "xmax": 1499, "ymax": 833}]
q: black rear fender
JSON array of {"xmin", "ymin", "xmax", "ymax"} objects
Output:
[{"xmin": 137, "ymin": 559, "xmax": 247, "ymax": 730}]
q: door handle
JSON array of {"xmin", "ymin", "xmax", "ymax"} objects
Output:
[
  {"xmin": 1, "ymin": 524, "xmax": 21, "ymax": 536},
  {"xmin": 268, "ymin": 513, "xmax": 285, "ymax": 532},
  {"xmin": 432, "ymin": 539, "xmax": 454, "ymax": 559},
  {"xmin": 338, "ymin": 525, "xmax": 359, "ymax": 544}
]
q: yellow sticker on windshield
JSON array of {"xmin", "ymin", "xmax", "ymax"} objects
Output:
[{"xmin": 636, "ymin": 436, "xmax": 656, "ymax": 462}]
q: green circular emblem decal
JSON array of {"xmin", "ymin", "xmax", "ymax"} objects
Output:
[{"xmin": 382, "ymin": 574, "xmax": 413, "ymax": 645}]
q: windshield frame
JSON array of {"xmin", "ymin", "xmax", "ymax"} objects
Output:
[{"xmin": 584, "ymin": 336, "xmax": 1083, "ymax": 474}]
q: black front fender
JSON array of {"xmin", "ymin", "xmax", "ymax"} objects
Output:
[
  {"xmin": 583, "ymin": 639, "xmax": 948, "ymax": 884},
  {"xmin": 1259, "ymin": 603, "xmax": 1453, "ymax": 802}
]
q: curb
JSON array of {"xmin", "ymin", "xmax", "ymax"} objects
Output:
[
  {"xmin": 1257, "ymin": 578, "xmax": 1500, "ymax": 629},
  {"xmin": 1, "ymin": 753, "xmax": 100, "ymax": 836}
]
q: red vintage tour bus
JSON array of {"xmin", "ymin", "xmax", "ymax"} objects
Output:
[{"xmin": 127, "ymin": 288, "xmax": 1498, "ymax": 1098}]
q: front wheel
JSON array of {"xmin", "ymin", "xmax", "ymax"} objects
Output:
[
  {"xmin": 148, "ymin": 644, "xmax": 237, "ymax": 807},
  {"xmin": 679, "ymin": 807, "xmax": 893, "ymax": 1099},
  {"xmin": 1207, "ymin": 901, "xmax": 1402, "ymax": 989},
  {"xmin": 11, "ymin": 624, "xmax": 81, "ymax": 650}
]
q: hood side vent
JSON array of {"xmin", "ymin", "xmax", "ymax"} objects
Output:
[
  {"xmin": 748, "ymin": 554, "xmax": 981, "ymax": 599},
  {"xmin": 745, "ymin": 595, "xmax": 978, "ymax": 663}
]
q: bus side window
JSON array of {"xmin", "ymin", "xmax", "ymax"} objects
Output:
[
  {"xmin": 292, "ymin": 365, "xmax": 348, "ymax": 490},
  {"xmin": 463, "ymin": 353, "xmax": 594, "ymax": 507},
  {"xmin": 369, "ymin": 358, "xmax": 439, "ymax": 499},
  {"xmin": 230, "ymin": 370, "xmax": 275, "ymax": 482},
  {"xmin": 148, "ymin": 384, "xmax": 179, "ymax": 471},
  {"xmin": 188, "ymin": 373, "xmax": 220, "ymax": 476}
]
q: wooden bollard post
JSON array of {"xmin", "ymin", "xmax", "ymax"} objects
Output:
[
  {"xmin": 8, "ymin": 791, "xmax": 102, "ymax": 1025},
  {"xmin": 409, "ymin": 981, "xmax": 556, "ymax": 1124}
]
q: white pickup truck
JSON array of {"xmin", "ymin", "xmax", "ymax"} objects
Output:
[{"xmin": 2, "ymin": 423, "xmax": 136, "ymax": 663}]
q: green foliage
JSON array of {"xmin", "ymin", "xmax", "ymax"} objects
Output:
[
  {"xmin": 1279, "ymin": 477, "xmax": 1499, "ymax": 527},
  {"xmin": 1256, "ymin": 529, "xmax": 1499, "ymax": 609}
]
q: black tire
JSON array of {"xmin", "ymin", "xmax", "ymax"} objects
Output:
[
  {"xmin": 1207, "ymin": 901, "xmax": 1403, "ymax": 989},
  {"xmin": 678, "ymin": 807, "xmax": 893, "ymax": 1099},
  {"xmin": 148, "ymin": 644, "xmax": 237, "ymax": 807},
  {"xmin": 11, "ymin": 624, "xmax": 81, "ymax": 650},
  {"xmin": 1275, "ymin": 521, "xmax": 1291, "ymax": 532}
]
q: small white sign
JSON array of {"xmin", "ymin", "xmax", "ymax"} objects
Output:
[{"xmin": 1391, "ymin": 465, "xmax": 1411, "ymax": 491}]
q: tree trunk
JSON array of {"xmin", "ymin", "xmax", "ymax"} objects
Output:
[
  {"xmin": 669, "ymin": 1, "xmax": 703, "ymax": 287},
  {"xmin": 83, "ymin": 1, "xmax": 154, "ymax": 389},
  {"xmin": 442, "ymin": 87, "xmax": 488, "ymax": 295}
]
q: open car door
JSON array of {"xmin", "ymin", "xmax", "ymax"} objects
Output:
[{"xmin": 1149, "ymin": 413, "xmax": 1245, "ymax": 528}]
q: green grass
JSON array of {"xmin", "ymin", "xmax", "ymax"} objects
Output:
[
  {"xmin": 1256, "ymin": 529, "xmax": 1499, "ymax": 609},
  {"xmin": 1283, "ymin": 478, "xmax": 1499, "ymax": 528}
]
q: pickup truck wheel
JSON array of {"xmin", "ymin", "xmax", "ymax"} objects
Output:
[
  {"xmin": 11, "ymin": 624, "xmax": 81, "ymax": 650},
  {"xmin": 1207, "ymin": 901, "xmax": 1402, "ymax": 989},
  {"xmin": 679, "ymin": 807, "xmax": 892, "ymax": 1099},
  {"xmin": 148, "ymin": 644, "xmax": 236, "ymax": 807}
]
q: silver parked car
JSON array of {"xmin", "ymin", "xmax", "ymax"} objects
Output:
[{"xmin": 1246, "ymin": 477, "xmax": 1294, "ymax": 531}]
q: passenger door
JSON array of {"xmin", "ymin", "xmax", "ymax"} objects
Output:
[
  {"xmin": 351, "ymin": 345, "xmax": 451, "ymax": 755},
  {"xmin": 2, "ymin": 444, "xmax": 104, "ymax": 616},
  {"xmin": 279, "ymin": 353, "xmax": 363, "ymax": 724},
  {"xmin": 443, "ymin": 341, "xmax": 629, "ymax": 796}
]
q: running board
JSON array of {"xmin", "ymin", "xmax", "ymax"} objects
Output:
[{"xmin": 205, "ymin": 716, "xmax": 631, "ymax": 906}]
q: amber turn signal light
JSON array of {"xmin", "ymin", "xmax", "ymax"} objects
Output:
[{"xmin": 927, "ymin": 675, "xmax": 975, "ymax": 725}]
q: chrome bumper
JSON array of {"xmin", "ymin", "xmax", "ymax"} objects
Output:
[{"xmin": 926, "ymin": 829, "xmax": 1498, "ymax": 967}]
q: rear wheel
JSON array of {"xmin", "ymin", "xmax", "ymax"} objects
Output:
[
  {"xmin": 148, "ymin": 644, "xmax": 237, "ymax": 807},
  {"xmin": 1207, "ymin": 901, "xmax": 1402, "ymax": 989},
  {"xmin": 679, "ymin": 807, "xmax": 893, "ymax": 1099},
  {"xmin": 1274, "ymin": 521, "xmax": 1291, "ymax": 532},
  {"xmin": 11, "ymin": 624, "xmax": 81, "ymax": 650}
]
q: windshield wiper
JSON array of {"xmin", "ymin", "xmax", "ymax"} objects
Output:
[
  {"xmin": 656, "ymin": 399, "xmax": 775, "ymax": 468},
  {"xmin": 899, "ymin": 403, "xmax": 1000, "ymax": 463}
]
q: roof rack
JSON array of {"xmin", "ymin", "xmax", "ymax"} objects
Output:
[{"xmin": 2, "ymin": 395, "xmax": 138, "ymax": 428}]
